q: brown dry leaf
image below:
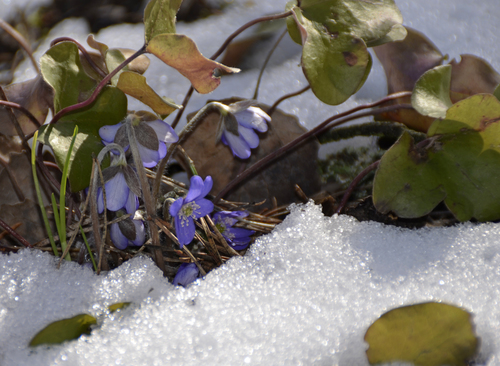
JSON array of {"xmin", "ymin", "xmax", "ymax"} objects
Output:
[
  {"xmin": 0, "ymin": 199, "xmax": 53, "ymax": 246},
  {"xmin": 181, "ymin": 98, "xmax": 321, "ymax": 210},
  {"xmin": 449, "ymin": 54, "xmax": 500, "ymax": 103},
  {"xmin": 0, "ymin": 74, "xmax": 53, "ymax": 136},
  {"xmin": 374, "ymin": 27, "xmax": 444, "ymax": 132},
  {"xmin": 0, "ymin": 151, "xmax": 54, "ymax": 246}
]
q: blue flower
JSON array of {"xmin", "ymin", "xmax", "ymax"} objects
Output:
[
  {"xmin": 97, "ymin": 155, "xmax": 141, "ymax": 214},
  {"xmin": 218, "ymin": 101, "xmax": 270, "ymax": 159},
  {"xmin": 110, "ymin": 215, "xmax": 145, "ymax": 250},
  {"xmin": 169, "ymin": 175, "xmax": 214, "ymax": 247},
  {"xmin": 173, "ymin": 263, "xmax": 200, "ymax": 287},
  {"xmin": 99, "ymin": 111, "xmax": 178, "ymax": 168},
  {"xmin": 212, "ymin": 211, "xmax": 255, "ymax": 250}
]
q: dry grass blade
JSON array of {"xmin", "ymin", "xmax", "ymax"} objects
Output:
[{"xmin": 205, "ymin": 215, "xmax": 241, "ymax": 257}]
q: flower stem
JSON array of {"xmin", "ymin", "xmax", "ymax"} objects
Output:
[
  {"xmin": 214, "ymin": 94, "xmax": 413, "ymax": 203},
  {"xmin": 253, "ymin": 28, "xmax": 288, "ymax": 100},
  {"xmin": 0, "ymin": 19, "xmax": 39, "ymax": 74},
  {"xmin": 153, "ymin": 102, "xmax": 224, "ymax": 199},
  {"xmin": 267, "ymin": 85, "xmax": 311, "ymax": 116},
  {"xmin": 50, "ymin": 45, "xmax": 147, "ymax": 125},
  {"xmin": 126, "ymin": 123, "xmax": 166, "ymax": 274}
]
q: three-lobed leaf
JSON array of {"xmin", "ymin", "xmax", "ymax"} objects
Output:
[
  {"xmin": 365, "ymin": 302, "xmax": 478, "ymax": 366},
  {"xmin": 374, "ymin": 94, "xmax": 500, "ymax": 221},
  {"xmin": 29, "ymin": 314, "xmax": 97, "ymax": 346}
]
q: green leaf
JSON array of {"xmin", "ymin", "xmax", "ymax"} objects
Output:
[
  {"xmin": 144, "ymin": 0, "xmax": 182, "ymax": 44},
  {"xmin": 108, "ymin": 302, "xmax": 131, "ymax": 313},
  {"xmin": 411, "ymin": 64, "xmax": 453, "ymax": 119},
  {"xmin": 374, "ymin": 94, "xmax": 500, "ymax": 221},
  {"xmin": 146, "ymin": 34, "xmax": 240, "ymax": 94},
  {"xmin": 38, "ymin": 86, "xmax": 127, "ymax": 192},
  {"xmin": 29, "ymin": 314, "xmax": 97, "ymax": 346},
  {"xmin": 290, "ymin": 6, "xmax": 371, "ymax": 105},
  {"xmin": 40, "ymin": 42, "xmax": 97, "ymax": 113},
  {"xmin": 365, "ymin": 302, "xmax": 478, "ymax": 366},
  {"xmin": 494, "ymin": 83, "xmax": 500, "ymax": 101},
  {"xmin": 286, "ymin": 0, "xmax": 406, "ymax": 47},
  {"xmin": 117, "ymin": 71, "xmax": 181, "ymax": 117}
]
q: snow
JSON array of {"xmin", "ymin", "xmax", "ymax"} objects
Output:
[{"xmin": 2, "ymin": 0, "xmax": 500, "ymax": 365}]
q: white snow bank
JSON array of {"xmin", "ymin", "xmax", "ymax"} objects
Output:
[{"xmin": 1, "ymin": 202, "xmax": 500, "ymax": 365}]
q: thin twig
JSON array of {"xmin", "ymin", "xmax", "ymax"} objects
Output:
[
  {"xmin": 267, "ymin": 85, "xmax": 311, "ymax": 115},
  {"xmin": 170, "ymin": 10, "xmax": 293, "ymax": 130},
  {"xmin": 0, "ymin": 100, "xmax": 41, "ymax": 129},
  {"xmin": 253, "ymin": 28, "xmax": 288, "ymax": 100},
  {"xmin": 0, "ymin": 217, "xmax": 32, "ymax": 248},
  {"xmin": 214, "ymin": 94, "xmax": 413, "ymax": 203},
  {"xmin": 335, "ymin": 161, "xmax": 380, "ymax": 214},
  {"xmin": 0, "ymin": 19, "xmax": 39, "ymax": 74}
]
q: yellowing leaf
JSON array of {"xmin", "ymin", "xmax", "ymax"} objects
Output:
[
  {"xmin": 146, "ymin": 34, "xmax": 239, "ymax": 94},
  {"xmin": 365, "ymin": 302, "xmax": 478, "ymax": 366},
  {"xmin": 29, "ymin": 314, "xmax": 97, "ymax": 347},
  {"xmin": 108, "ymin": 302, "xmax": 131, "ymax": 313},
  {"xmin": 144, "ymin": 0, "xmax": 182, "ymax": 44},
  {"xmin": 117, "ymin": 71, "xmax": 180, "ymax": 117}
]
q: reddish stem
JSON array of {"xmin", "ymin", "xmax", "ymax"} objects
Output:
[
  {"xmin": 335, "ymin": 160, "xmax": 380, "ymax": 214},
  {"xmin": 0, "ymin": 217, "xmax": 32, "ymax": 248},
  {"xmin": 51, "ymin": 37, "xmax": 107, "ymax": 78}
]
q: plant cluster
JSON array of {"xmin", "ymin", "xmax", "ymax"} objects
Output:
[{"xmin": 2, "ymin": 0, "xmax": 498, "ymax": 362}]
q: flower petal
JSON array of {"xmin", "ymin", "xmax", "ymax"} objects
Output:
[
  {"xmin": 99, "ymin": 123, "xmax": 122, "ymax": 143},
  {"xmin": 173, "ymin": 263, "xmax": 199, "ymax": 287},
  {"xmin": 226, "ymin": 227, "xmax": 254, "ymax": 240},
  {"xmin": 147, "ymin": 119, "xmax": 179, "ymax": 143},
  {"xmin": 104, "ymin": 173, "xmax": 129, "ymax": 211},
  {"xmin": 131, "ymin": 220, "xmax": 146, "ymax": 246},
  {"xmin": 158, "ymin": 142, "xmax": 167, "ymax": 160},
  {"xmin": 200, "ymin": 176, "xmax": 213, "ymax": 197},
  {"xmin": 125, "ymin": 191, "xmax": 139, "ymax": 214},
  {"xmin": 169, "ymin": 197, "xmax": 184, "ymax": 217},
  {"xmin": 110, "ymin": 222, "xmax": 129, "ymax": 250},
  {"xmin": 137, "ymin": 143, "xmax": 160, "ymax": 168},
  {"xmin": 192, "ymin": 198, "xmax": 214, "ymax": 218},
  {"xmin": 175, "ymin": 214, "xmax": 195, "ymax": 246},
  {"xmin": 185, "ymin": 175, "xmax": 204, "ymax": 202},
  {"xmin": 222, "ymin": 130, "xmax": 251, "ymax": 159},
  {"xmin": 235, "ymin": 107, "xmax": 269, "ymax": 132},
  {"xmin": 238, "ymin": 125, "xmax": 260, "ymax": 149},
  {"xmin": 97, "ymin": 188, "xmax": 104, "ymax": 214}
]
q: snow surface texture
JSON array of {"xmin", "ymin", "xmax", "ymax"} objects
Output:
[
  {"xmin": 2, "ymin": 203, "xmax": 500, "ymax": 365},
  {"xmin": 2, "ymin": 0, "xmax": 500, "ymax": 365}
]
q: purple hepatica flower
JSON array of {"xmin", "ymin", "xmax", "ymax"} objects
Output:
[
  {"xmin": 212, "ymin": 211, "xmax": 255, "ymax": 250},
  {"xmin": 218, "ymin": 100, "xmax": 270, "ymax": 159},
  {"xmin": 169, "ymin": 175, "xmax": 214, "ymax": 247},
  {"xmin": 99, "ymin": 111, "xmax": 178, "ymax": 168},
  {"xmin": 97, "ymin": 154, "xmax": 141, "ymax": 214},
  {"xmin": 110, "ymin": 215, "xmax": 145, "ymax": 250},
  {"xmin": 173, "ymin": 263, "xmax": 200, "ymax": 287}
]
